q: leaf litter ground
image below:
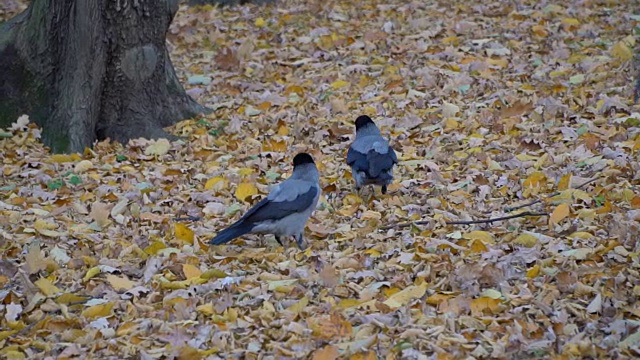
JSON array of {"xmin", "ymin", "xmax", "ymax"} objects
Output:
[{"xmin": 2, "ymin": 0, "xmax": 640, "ymax": 358}]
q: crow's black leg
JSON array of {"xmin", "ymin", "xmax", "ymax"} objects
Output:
[
  {"xmin": 275, "ymin": 236, "xmax": 284, "ymax": 247},
  {"xmin": 382, "ymin": 185, "xmax": 387, "ymax": 194},
  {"xmin": 295, "ymin": 233, "xmax": 306, "ymax": 250}
]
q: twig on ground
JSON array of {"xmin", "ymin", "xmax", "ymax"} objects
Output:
[
  {"xmin": 380, "ymin": 211, "xmax": 547, "ymax": 230},
  {"xmin": 504, "ymin": 176, "xmax": 601, "ymax": 213},
  {"xmin": 174, "ymin": 215, "xmax": 201, "ymax": 222}
]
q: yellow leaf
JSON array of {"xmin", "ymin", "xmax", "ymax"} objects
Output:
[
  {"xmin": 444, "ymin": 118, "xmax": 459, "ymax": 131},
  {"xmin": 5, "ymin": 350, "xmax": 25, "ymax": 360},
  {"xmin": 550, "ymin": 203, "xmax": 570, "ymax": 225},
  {"xmin": 470, "ymin": 297, "xmax": 502, "ymax": 316},
  {"xmin": 161, "ymin": 280, "xmax": 190, "ymax": 290},
  {"xmin": 196, "ymin": 303, "xmax": 215, "ymax": 316},
  {"xmin": 105, "ymin": 274, "xmax": 137, "ymax": 291},
  {"xmin": 363, "ymin": 249, "xmax": 381, "ymax": 257},
  {"xmin": 383, "ymin": 283, "xmax": 427, "ymax": 309},
  {"xmin": 255, "ymin": 17, "xmax": 265, "ymax": 27},
  {"xmin": 562, "ymin": 18, "xmax": 580, "ymax": 26},
  {"xmin": 523, "ymin": 171, "xmax": 547, "ymax": 196},
  {"xmin": 330, "ymin": 80, "xmax": 349, "ymax": 90},
  {"xmin": 425, "ymin": 293, "xmax": 453, "ymax": 306},
  {"xmin": 81, "ymin": 302, "xmax": 114, "ymax": 319},
  {"xmin": 183, "ymin": 264, "xmax": 202, "ymax": 280},
  {"xmin": 557, "ymin": 174, "xmax": 571, "ymax": 190},
  {"xmin": 175, "ymin": 223, "xmax": 195, "ymax": 244},
  {"xmin": 487, "ymin": 58, "xmax": 509, "ymax": 68},
  {"xmin": 0, "ymin": 330, "xmax": 18, "ymax": 342},
  {"xmin": 144, "ymin": 241, "xmax": 167, "ymax": 255},
  {"xmin": 235, "ymin": 182, "xmax": 258, "ymax": 202},
  {"xmin": 568, "ymin": 231, "xmax": 594, "ymax": 239},
  {"xmin": 116, "ymin": 322, "xmax": 138, "ymax": 337},
  {"xmin": 337, "ymin": 299, "xmax": 362, "ymax": 309},
  {"xmin": 50, "ymin": 154, "xmax": 74, "ymax": 163},
  {"xmin": 56, "ymin": 293, "xmax": 90, "ymax": 305},
  {"xmin": 463, "ymin": 230, "xmax": 495, "ymax": 245},
  {"xmin": 526, "ymin": 265, "xmax": 540, "ymax": 278},
  {"xmin": 238, "ymin": 168, "xmax": 254, "ymax": 176},
  {"xmin": 287, "ymin": 296, "xmax": 309, "ymax": 313},
  {"xmin": 468, "ymin": 239, "xmax": 488, "ymax": 253},
  {"xmin": 611, "ymin": 38, "xmax": 634, "ymax": 61},
  {"xmin": 200, "ymin": 269, "xmax": 228, "ymax": 279},
  {"xmin": 204, "ymin": 176, "xmax": 225, "ymax": 191},
  {"xmin": 531, "ymin": 24, "xmax": 548, "ymax": 37},
  {"xmin": 277, "ymin": 124, "xmax": 289, "ymax": 136},
  {"xmin": 34, "ymin": 278, "xmax": 62, "ymax": 297},
  {"xmin": 549, "ymin": 70, "xmax": 568, "ymax": 78},
  {"xmin": 514, "ymin": 234, "xmax": 538, "ymax": 247},
  {"xmin": 83, "ymin": 266, "xmax": 102, "ymax": 282}
]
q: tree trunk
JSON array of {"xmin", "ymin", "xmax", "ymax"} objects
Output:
[
  {"xmin": 0, "ymin": 0, "xmax": 208, "ymax": 153},
  {"xmin": 188, "ymin": 0, "xmax": 274, "ymax": 5}
]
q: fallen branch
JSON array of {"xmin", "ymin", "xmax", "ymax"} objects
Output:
[
  {"xmin": 380, "ymin": 211, "xmax": 547, "ymax": 230},
  {"xmin": 444, "ymin": 211, "xmax": 548, "ymax": 225},
  {"xmin": 174, "ymin": 215, "xmax": 202, "ymax": 222},
  {"xmin": 504, "ymin": 176, "xmax": 601, "ymax": 213}
]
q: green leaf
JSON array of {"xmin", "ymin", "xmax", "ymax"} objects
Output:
[
  {"xmin": 116, "ymin": 155, "xmax": 127, "ymax": 162},
  {"xmin": 47, "ymin": 179, "xmax": 65, "ymax": 190},
  {"xmin": 576, "ymin": 125, "xmax": 589, "ymax": 136},
  {"xmin": 68, "ymin": 175, "xmax": 82, "ymax": 185},
  {"xmin": 624, "ymin": 117, "xmax": 640, "ymax": 127},
  {"xmin": 0, "ymin": 184, "xmax": 16, "ymax": 192},
  {"xmin": 594, "ymin": 195, "xmax": 605, "ymax": 207}
]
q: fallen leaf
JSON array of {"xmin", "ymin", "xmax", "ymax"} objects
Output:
[
  {"xmin": 105, "ymin": 274, "xmax": 137, "ymax": 291},
  {"xmin": 235, "ymin": 183, "xmax": 258, "ymax": 202},
  {"xmin": 383, "ymin": 283, "xmax": 427, "ymax": 309},
  {"xmin": 312, "ymin": 345, "xmax": 339, "ymax": 360},
  {"xmin": 144, "ymin": 138, "xmax": 171, "ymax": 156}
]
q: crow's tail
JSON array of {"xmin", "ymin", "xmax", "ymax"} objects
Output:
[{"xmin": 209, "ymin": 223, "xmax": 252, "ymax": 245}]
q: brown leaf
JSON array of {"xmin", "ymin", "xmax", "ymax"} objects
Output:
[
  {"xmin": 308, "ymin": 312, "xmax": 353, "ymax": 340},
  {"xmin": 312, "ymin": 345, "xmax": 339, "ymax": 360},
  {"xmin": 25, "ymin": 242, "xmax": 45, "ymax": 274},
  {"xmin": 215, "ymin": 46, "xmax": 239, "ymax": 71},
  {"xmin": 89, "ymin": 201, "xmax": 111, "ymax": 228},
  {"xmin": 498, "ymin": 100, "xmax": 533, "ymax": 118},
  {"xmin": 319, "ymin": 265, "xmax": 338, "ymax": 287}
]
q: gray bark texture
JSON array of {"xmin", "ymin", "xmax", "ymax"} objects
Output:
[
  {"xmin": 0, "ymin": 0, "xmax": 208, "ymax": 153},
  {"xmin": 188, "ymin": 0, "xmax": 275, "ymax": 6}
]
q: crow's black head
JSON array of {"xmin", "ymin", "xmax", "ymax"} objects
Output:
[
  {"xmin": 293, "ymin": 153, "xmax": 315, "ymax": 167},
  {"xmin": 355, "ymin": 115, "xmax": 375, "ymax": 130}
]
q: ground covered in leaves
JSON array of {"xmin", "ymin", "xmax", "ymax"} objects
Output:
[{"xmin": 2, "ymin": 0, "xmax": 640, "ymax": 358}]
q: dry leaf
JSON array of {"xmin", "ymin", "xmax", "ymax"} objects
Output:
[
  {"xmin": 105, "ymin": 274, "xmax": 137, "ymax": 291},
  {"xmin": 550, "ymin": 203, "xmax": 570, "ymax": 225},
  {"xmin": 235, "ymin": 183, "xmax": 258, "ymax": 202},
  {"xmin": 383, "ymin": 283, "xmax": 427, "ymax": 309},
  {"xmin": 312, "ymin": 345, "xmax": 339, "ymax": 360},
  {"xmin": 144, "ymin": 138, "xmax": 171, "ymax": 156},
  {"xmin": 90, "ymin": 201, "xmax": 111, "ymax": 228}
]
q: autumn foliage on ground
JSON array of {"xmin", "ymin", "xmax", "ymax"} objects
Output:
[{"xmin": 2, "ymin": 0, "xmax": 640, "ymax": 358}]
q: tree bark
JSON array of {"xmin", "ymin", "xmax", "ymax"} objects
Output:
[
  {"xmin": 0, "ymin": 0, "xmax": 208, "ymax": 153},
  {"xmin": 188, "ymin": 0, "xmax": 275, "ymax": 6}
]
